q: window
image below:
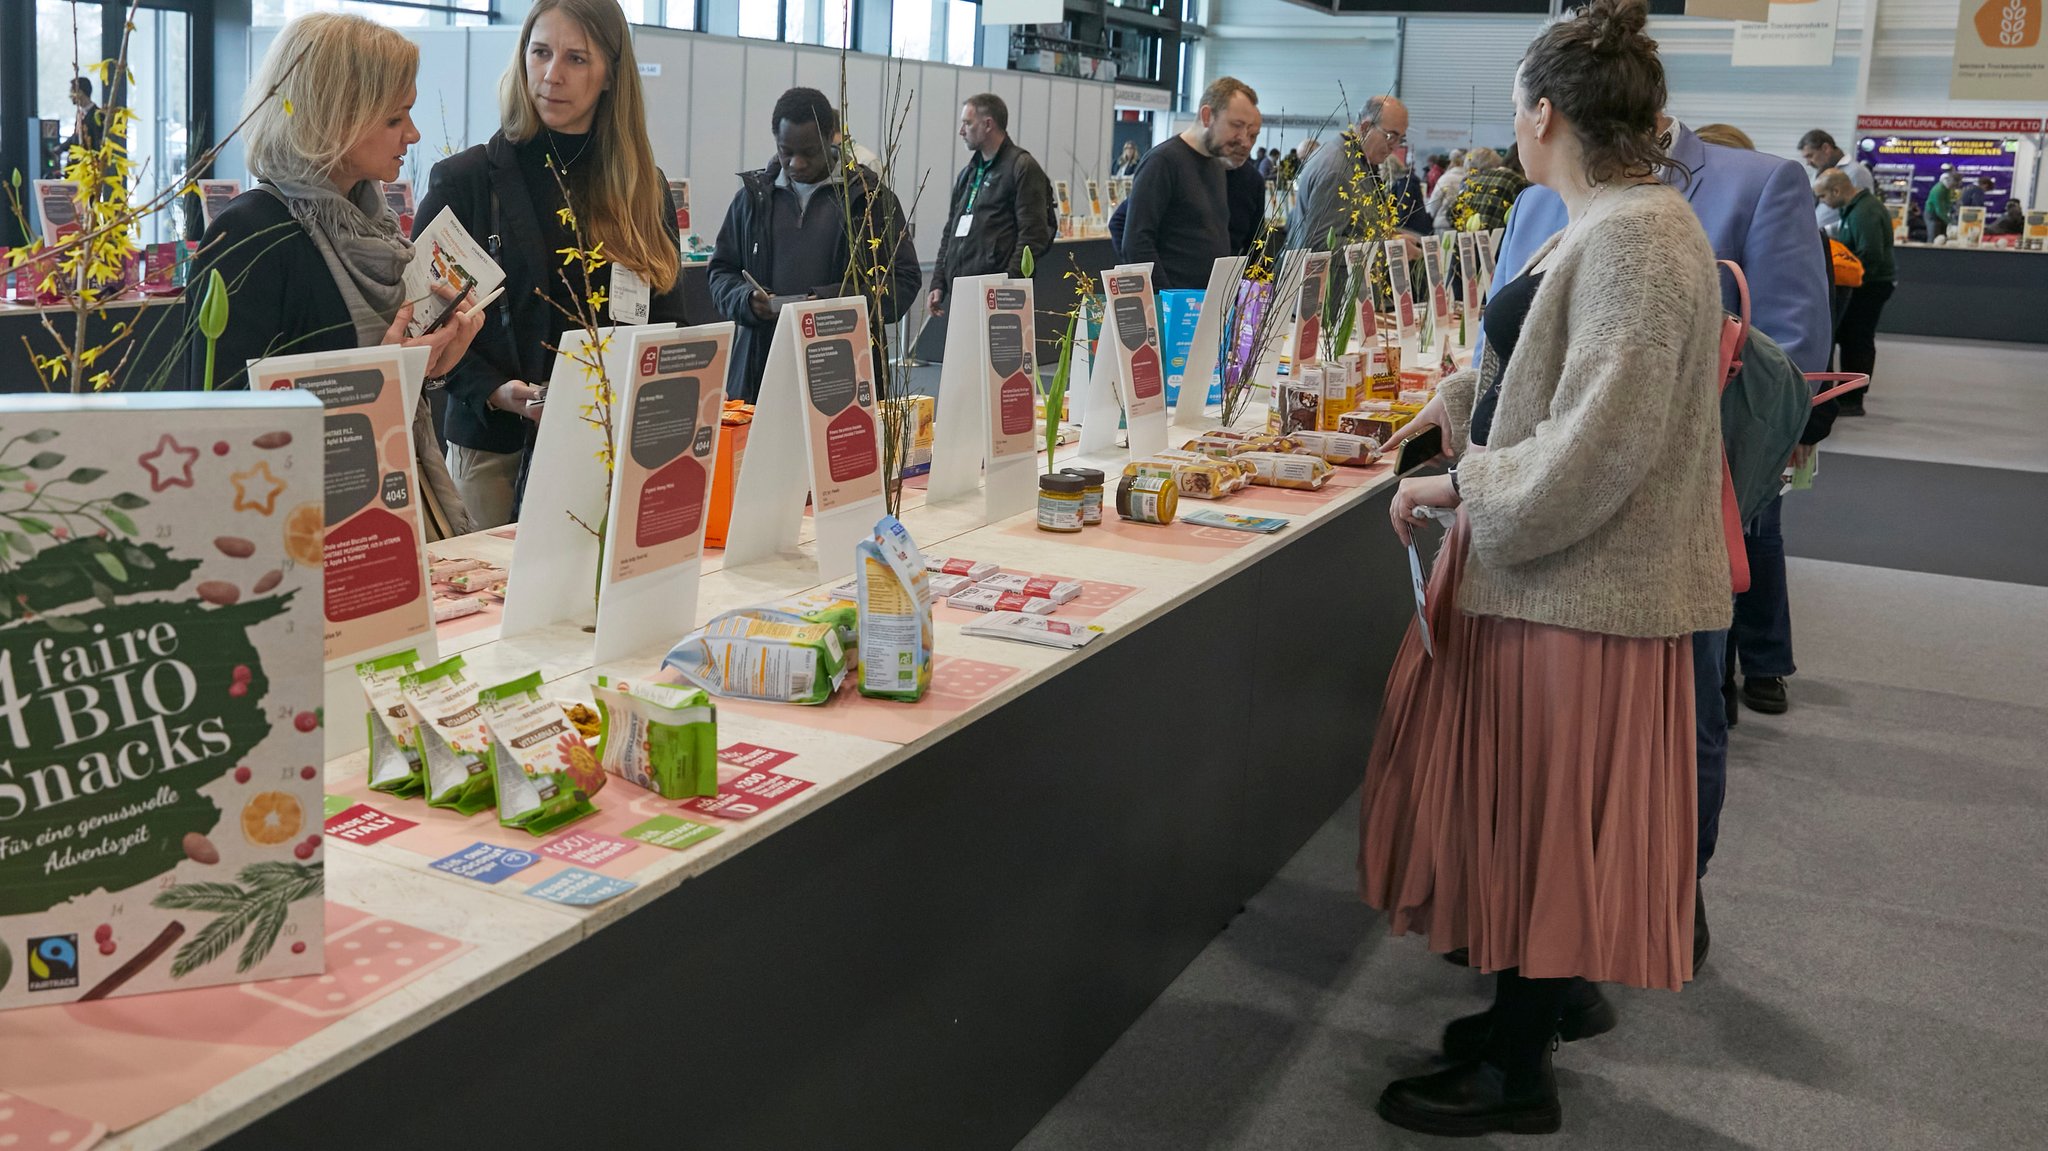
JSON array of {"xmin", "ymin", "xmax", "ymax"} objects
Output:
[
  {"xmin": 250, "ymin": 0, "xmax": 491, "ymax": 27},
  {"xmin": 890, "ymin": 0, "xmax": 932, "ymax": 61},
  {"xmin": 738, "ymin": 0, "xmax": 780, "ymax": 39},
  {"xmin": 945, "ymin": 0, "xmax": 976, "ymax": 66},
  {"xmin": 819, "ymin": 0, "xmax": 852, "ymax": 49},
  {"xmin": 664, "ymin": 0, "xmax": 698, "ymax": 30},
  {"xmin": 127, "ymin": 6, "xmax": 193, "ymax": 245},
  {"xmin": 783, "ymin": 0, "xmax": 810, "ymax": 43},
  {"xmin": 35, "ymin": 1, "xmax": 101, "ymax": 128},
  {"xmin": 615, "ymin": 0, "xmax": 649, "ymax": 22}
]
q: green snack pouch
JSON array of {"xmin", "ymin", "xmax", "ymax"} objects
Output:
[
  {"xmin": 477, "ymin": 671, "xmax": 605, "ymax": 836},
  {"xmin": 356, "ymin": 648, "xmax": 424, "ymax": 797},
  {"xmin": 856, "ymin": 514, "xmax": 932, "ymax": 702},
  {"xmin": 592, "ymin": 676, "xmax": 719, "ymax": 799},
  {"xmin": 400, "ymin": 655, "xmax": 495, "ymax": 815}
]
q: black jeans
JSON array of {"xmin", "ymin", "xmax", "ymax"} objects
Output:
[{"xmin": 1835, "ymin": 279, "xmax": 1895, "ymax": 393}]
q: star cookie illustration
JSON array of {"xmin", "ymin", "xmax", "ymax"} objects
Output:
[
  {"xmin": 138, "ymin": 434, "xmax": 200, "ymax": 492},
  {"xmin": 231, "ymin": 460, "xmax": 288, "ymax": 515}
]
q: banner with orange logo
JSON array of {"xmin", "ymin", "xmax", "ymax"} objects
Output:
[
  {"xmin": 1954, "ymin": 0, "xmax": 2048, "ymax": 99},
  {"xmin": 1732, "ymin": 0, "xmax": 1840, "ymax": 68}
]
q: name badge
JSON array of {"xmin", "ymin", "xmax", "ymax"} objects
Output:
[
  {"xmin": 954, "ymin": 213, "xmax": 974, "ymax": 238},
  {"xmin": 611, "ymin": 264, "xmax": 652, "ymax": 325}
]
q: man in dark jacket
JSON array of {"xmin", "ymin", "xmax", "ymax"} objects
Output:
[
  {"xmin": 708, "ymin": 87, "xmax": 921, "ymax": 401},
  {"xmin": 1817, "ymin": 168, "xmax": 1895, "ymax": 416},
  {"xmin": 928, "ymin": 93, "xmax": 1053, "ymax": 316}
]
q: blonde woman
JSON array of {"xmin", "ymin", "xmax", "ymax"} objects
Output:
[
  {"xmin": 192, "ymin": 12, "xmax": 483, "ymax": 540},
  {"xmin": 417, "ymin": 0, "xmax": 688, "ymax": 527}
]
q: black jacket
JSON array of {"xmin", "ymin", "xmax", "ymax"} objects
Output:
[
  {"xmin": 189, "ymin": 190, "xmax": 355, "ymax": 391},
  {"xmin": 930, "ymin": 138, "xmax": 1054, "ymax": 303},
  {"xmin": 707, "ymin": 160, "xmax": 921, "ymax": 401},
  {"xmin": 415, "ymin": 131, "xmax": 689, "ymax": 454}
]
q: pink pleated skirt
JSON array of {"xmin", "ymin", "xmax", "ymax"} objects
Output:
[{"xmin": 1358, "ymin": 512, "xmax": 1697, "ymax": 991}]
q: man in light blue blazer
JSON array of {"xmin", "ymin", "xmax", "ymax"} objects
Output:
[{"xmin": 1486, "ymin": 119, "xmax": 1832, "ymax": 972}]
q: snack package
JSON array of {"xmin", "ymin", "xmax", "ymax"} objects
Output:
[
  {"xmin": 856, "ymin": 514, "xmax": 934, "ymax": 702},
  {"xmin": 592, "ymin": 676, "xmax": 719, "ymax": 799},
  {"xmin": 1321, "ymin": 362, "xmax": 1360, "ymax": 430},
  {"xmin": 476, "ymin": 671, "xmax": 604, "ymax": 836},
  {"xmin": 926, "ymin": 555, "xmax": 998, "ymax": 581},
  {"xmin": 356, "ymin": 648, "xmax": 425, "ymax": 797},
  {"xmin": 663, "ymin": 609, "xmax": 849, "ymax": 705},
  {"xmin": 960, "ymin": 612, "xmax": 1103, "ymax": 650},
  {"xmin": 1237, "ymin": 450, "xmax": 1334, "ymax": 490},
  {"xmin": 949, "ymin": 586, "xmax": 1058, "ymax": 614},
  {"xmin": 1269, "ymin": 380, "xmax": 1321, "ymax": 436},
  {"xmin": 978, "ymin": 573, "xmax": 1083, "ymax": 603},
  {"xmin": 433, "ymin": 595, "xmax": 487, "ymax": 623},
  {"xmin": 443, "ymin": 566, "xmax": 507, "ymax": 593},
  {"xmin": 1124, "ymin": 456, "xmax": 1233, "ymax": 499},
  {"xmin": 1289, "ymin": 429, "xmax": 1381, "ymax": 466},
  {"xmin": 400, "ymin": 655, "xmax": 496, "ymax": 815},
  {"xmin": 770, "ymin": 589, "xmax": 860, "ymax": 649},
  {"xmin": 1398, "ymin": 388, "xmax": 1434, "ymax": 406},
  {"xmin": 429, "ymin": 557, "xmax": 488, "ymax": 580},
  {"xmin": 1337, "ymin": 408, "xmax": 1413, "ymax": 448}
]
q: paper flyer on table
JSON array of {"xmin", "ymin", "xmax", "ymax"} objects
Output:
[
  {"xmin": 252, "ymin": 345, "xmax": 436, "ymax": 669},
  {"xmin": 984, "ymin": 280, "xmax": 1040, "ymax": 462},
  {"xmin": 402, "ymin": 206, "xmax": 505, "ymax": 337},
  {"xmin": 197, "ymin": 179, "xmax": 241, "ymax": 225},
  {"xmin": 1104, "ymin": 267, "xmax": 1166, "ymax": 421},
  {"xmin": 1383, "ymin": 239, "xmax": 1418, "ymax": 341},
  {"xmin": 797, "ymin": 302, "xmax": 886, "ymax": 513},
  {"xmin": 1293, "ymin": 250, "xmax": 1330, "ymax": 366}
]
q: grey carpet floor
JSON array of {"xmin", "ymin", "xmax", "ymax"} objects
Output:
[{"xmin": 1015, "ymin": 564, "xmax": 2048, "ymax": 1150}]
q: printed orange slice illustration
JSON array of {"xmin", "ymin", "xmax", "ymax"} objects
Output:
[
  {"xmin": 242, "ymin": 791, "xmax": 305, "ymax": 846},
  {"xmin": 1978, "ymin": 0, "xmax": 2041, "ymax": 47},
  {"xmin": 283, "ymin": 502, "xmax": 324, "ymax": 568}
]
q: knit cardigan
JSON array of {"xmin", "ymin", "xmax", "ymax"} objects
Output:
[{"xmin": 1439, "ymin": 183, "xmax": 1732, "ymax": 639}]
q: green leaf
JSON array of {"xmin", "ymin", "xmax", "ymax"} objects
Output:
[
  {"xmin": 43, "ymin": 616, "xmax": 87, "ymax": 634},
  {"xmin": 65, "ymin": 467, "xmax": 106, "ymax": 484},
  {"xmin": 152, "ymin": 883, "xmax": 253, "ymax": 914},
  {"xmin": 1019, "ymin": 246, "xmax": 1035, "ymax": 278},
  {"xmin": 104, "ymin": 508, "xmax": 136, "ymax": 535},
  {"xmin": 120, "ymin": 542, "xmax": 153, "ymax": 569},
  {"xmin": 91, "ymin": 550, "xmax": 126, "ymax": 583},
  {"xmin": 237, "ymin": 897, "xmax": 290, "ymax": 973},
  {"xmin": 168, "ymin": 904, "xmax": 258, "ymax": 979},
  {"xmin": 17, "ymin": 517, "xmax": 50, "ymax": 535},
  {"xmin": 110, "ymin": 491, "xmax": 149, "ymax": 509},
  {"xmin": 25, "ymin": 452, "xmax": 63, "ymax": 470},
  {"xmin": 0, "ymin": 467, "xmax": 24, "ymax": 482},
  {"xmin": 3, "ymin": 533, "xmax": 27, "ymax": 555},
  {"xmin": 21, "ymin": 430, "xmax": 59, "ymax": 444}
]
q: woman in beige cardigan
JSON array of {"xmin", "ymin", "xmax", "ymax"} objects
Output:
[{"xmin": 1360, "ymin": 0, "xmax": 1729, "ymax": 1137}]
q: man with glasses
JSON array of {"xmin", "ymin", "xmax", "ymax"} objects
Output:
[{"xmin": 1285, "ymin": 95, "xmax": 1425, "ymax": 254}]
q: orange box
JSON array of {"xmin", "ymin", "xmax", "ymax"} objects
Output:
[{"xmin": 704, "ymin": 401, "xmax": 753, "ymax": 549}]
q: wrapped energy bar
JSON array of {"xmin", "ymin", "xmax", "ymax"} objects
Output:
[
  {"xmin": 977, "ymin": 573, "xmax": 1082, "ymax": 603},
  {"xmin": 948, "ymin": 586, "xmax": 1058, "ymax": 614}
]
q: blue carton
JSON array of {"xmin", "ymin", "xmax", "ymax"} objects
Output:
[{"xmin": 1158, "ymin": 290, "xmax": 1220, "ymax": 406}]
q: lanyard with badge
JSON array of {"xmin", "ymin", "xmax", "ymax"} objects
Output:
[{"xmin": 955, "ymin": 156, "xmax": 994, "ymax": 238}]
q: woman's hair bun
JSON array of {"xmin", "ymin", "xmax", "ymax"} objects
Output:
[{"xmin": 1583, "ymin": 0, "xmax": 1650, "ymax": 52}]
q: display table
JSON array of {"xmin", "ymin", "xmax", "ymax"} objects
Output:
[
  {"xmin": 0, "ymin": 382, "xmax": 1434, "ymax": 1150},
  {"xmin": 0, "ymin": 294, "xmax": 191, "ymax": 392},
  {"xmin": 1880, "ymin": 243, "xmax": 2048, "ymax": 344}
]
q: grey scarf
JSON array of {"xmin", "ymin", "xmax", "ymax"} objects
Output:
[{"xmin": 261, "ymin": 175, "xmax": 411, "ymax": 347}]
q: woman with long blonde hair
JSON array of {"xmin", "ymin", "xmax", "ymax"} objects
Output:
[
  {"xmin": 416, "ymin": 0, "xmax": 688, "ymax": 527},
  {"xmin": 192, "ymin": 12, "xmax": 484, "ymax": 540}
]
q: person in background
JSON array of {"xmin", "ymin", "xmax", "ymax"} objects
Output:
[
  {"xmin": 708, "ymin": 87, "xmax": 920, "ymax": 401},
  {"xmin": 1490, "ymin": 110, "xmax": 1830, "ymax": 972},
  {"xmin": 1437, "ymin": 146, "xmax": 1502, "ymax": 231},
  {"xmin": 1817, "ymin": 168, "xmax": 1894, "ymax": 417},
  {"xmin": 1257, "ymin": 146, "xmax": 1277, "ymax": 181},
  {"xmin": 1694, "ymin": 122, "xmax": 1753, "ymax": 150},
  {"xmin": 65, "ymin": 77, "xmax": 106, "ymax": 154},
  {"xmin": 1425, "ymin": 147, "xmax": 1469, "ymax": 233},
  {"xmin": 1361, "ymin": 1, "xmax": 1730, "ymax": 1135},
  {"xmin": 1987, "ymin": 197, "xmax": 2026, "ymax": 235},
  {"xmin": 1925, "ymin": 169, "xmax": 1960, "ymax": 240},
  {"xmin": 1286, "ymin": 95, "xmax": 1419, "ymax": 252},
  {"xmin": 1113, "ymin": 140, "xmax": 1140, "ymax": 177},
  {"xmin": 927, "ymin": 93, "xmax": 1053, "ymax": 318},
  {"xmin": 1121, "ymin": 76, "xmax": 1258, "ymax": 290},
  {"xmin": 1457, "ymin": 145, "xmax": 1529, "ymax": 232},
  {"xmin": 1798, "ymin": 129, "xmax": 1875, "ymax": 233},
  {"xmin": 418, "ymin": 0, "xmax": 688, "ymax": 529},
  {"xmin": 1425, "ymin": 152, "xmax": 1449, "ymax": 195},
  {"xmin": 192, "ymin": 13, "xmax": 483, "ymax": 540},
  {"xmin": 1276, "ymin": 138, "xmax": 1309, "ymax": 186},
  {"xmin": 1961, "ymin": 175, "xmax": 1993, "ymax": 210}
]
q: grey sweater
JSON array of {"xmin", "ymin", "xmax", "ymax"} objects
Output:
[{"xmin": 1440, "ymin": 183, "xmax": 1731, "ymax": 639}]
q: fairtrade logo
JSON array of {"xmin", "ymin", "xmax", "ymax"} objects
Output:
[
  {"xmin": 26, "ymin": 935, "xmax": 80, "ymax": 992},
  {"xmin": 1978, "ymin": 0, "xmax": 2041, "ymax": 47}
]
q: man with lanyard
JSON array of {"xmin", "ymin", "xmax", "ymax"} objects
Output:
[
  {"xmin": 1471, "ymin": 114, "xmax": 1831, "ymax": 979},
  {"xmin": 927, "ymin": 93, "xmax": 1054, "ymax": 317}
]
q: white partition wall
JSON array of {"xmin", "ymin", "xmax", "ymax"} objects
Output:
[{"xmin": 239, "ymin": 25, "xmax": 1117, "ymax": 260}]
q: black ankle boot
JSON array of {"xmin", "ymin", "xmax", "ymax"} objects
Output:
[
  {"xmin": 1377, "ymin": 1054, "xmax": 1562, "ymax": 1136},
  {"xmin": 1441, "ymin": 978, "xmax": 1616, "ymax": 1063},
  {"xmin": 1383, "ymin": 971, "xmax": 1567, "ymax": 1136}
]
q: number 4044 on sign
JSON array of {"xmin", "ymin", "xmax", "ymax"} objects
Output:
[{"xmin": 0, "ymin": 393, "xmax": 329, "ymax": 1010}]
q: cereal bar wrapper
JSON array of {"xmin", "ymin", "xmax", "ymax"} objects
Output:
[
  {"xmin": 357, "ymin": 647, "xmax": 425, "ymax": 796},
  {"xmin": 857, "ymin": 514, "xmax": 933, "ymax": 702},
  {"xmin": 663, "ymin": 609, "xmax": 848, "ymax": 705},
  {"xmin": 400, "ymin": 654, "xmax": 495, "ymax": 815},
  {"xmin": 592, "ymin": 676, "xmax": 718, "ymax": 799},
  {"xmin": 477, "ymin": 671, "xmax": 602, "ymax": 836}
]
